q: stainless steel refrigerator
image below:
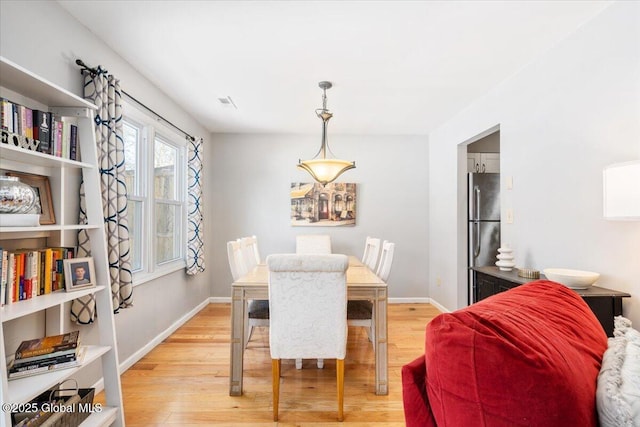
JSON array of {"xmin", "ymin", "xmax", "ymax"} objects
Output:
[{"xmin": 468, "ymin": 173, "xmax": 500, "ymax": 303}]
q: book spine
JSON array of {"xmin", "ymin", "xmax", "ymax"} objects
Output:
[
  {"xmin": 32, "ymin": 110, "xmax": 39, "ymax": 141},
  {"xmin": 25, "ymin": 107, "xmax": 33, "ymax": 139},
  {"xmin": 61, "ymin": 119, "xmax": 71, "ymax": 158},
  {"xmin": 55, "ymin": 259, "xmax": 64, "ymax": 291},
  {"xmin": 0, "ymin": 248, "xmax": 5, "ymax": 306},
  {"xmin": 33, "ymin": 110, "xmax": 52, "ymax": 153},
  {"xmin": 24, "ymin": 251, "xmax": 33, "ymax": 300},
  {"xmin": 8, "ymin": 358, "xmax": 80, "ymax": 379},
  {"xmin": 0, "ymin": 99, "xmax": 10, "ymax": 131},
  {"xmin": 11, "ymin": 352, "xmax": 77, "ymax": 371},
  {"xmin": 6, "ymin": 252, "xmax": 15, "ymax": 304},
  {"xmin": 18, "ymin": 105, "xmax": 26, "ymax": 136},
  {"xmin": 12, "ymin": 103, "xmax": 19, "ymax": 135},
  {"xmin": 15, "ymin": 341, "xmax": 78, "ymax": 359},
  {"xmin": 55, "ymin": 119, "xmax": 63, "ymax": 157},
  {"xmin": 69, "ymin": 124, "xmax": 78, "ymax": 160},
  {"xmin": 11, "ymin": 347, "xmax": 77, "ymax": 365},
  {"xmin": 43, "ymin": 248, "xmax": 53, "ymax": 294},
  {"xmin": 31, "ymin": 250, "xmax": 40, "ymax": 297},
  {"xmin": 15, "ymin": 252, "xmax": 24, "ymax": 301}
]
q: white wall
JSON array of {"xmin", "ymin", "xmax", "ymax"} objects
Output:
[
  {"xmin": 429, "ymin": 1, "xmax": 640, "ymax": 326},
  {"xmin": 208, "ymin": 133, "xmax": 430, "ymax": 300},
  {"xmin": 0, "ymin": 0, "xmax": 212, "ymax": 368}
]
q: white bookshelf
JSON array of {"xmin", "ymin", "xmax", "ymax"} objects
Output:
[{"xmin": 0, "ymin": 56, "xmax": 125, "ymax": 427}]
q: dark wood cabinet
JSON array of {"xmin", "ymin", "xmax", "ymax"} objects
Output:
[{"xmin": 472, "ymin": 266, "xmax": 630, "ymax": 337}]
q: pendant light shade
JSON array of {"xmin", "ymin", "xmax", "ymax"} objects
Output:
[{"xmin": 298, "ymin": 81, "xmax": 355, "ymax": 185}]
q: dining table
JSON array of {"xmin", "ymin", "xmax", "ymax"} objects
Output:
[{"xmin": 229, "ymin": 255, "xmax": 389, "ymax": 396}]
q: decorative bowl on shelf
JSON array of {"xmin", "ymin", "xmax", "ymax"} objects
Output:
[
  {"xmin": 0, "ymin": 175, "xmax": 36, "ymax": 214},
  {"xmin": 543, "ymin": 268, "xmax": 600, "ymax": 289}
]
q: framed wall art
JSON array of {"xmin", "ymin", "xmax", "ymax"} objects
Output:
[
  {"xmin": 6, "ymin": 171, "xmax": 56, "ymax": 225},
  {"xmin": 291, "ymin": 182, "xmax": 356, "ymax": 227}
]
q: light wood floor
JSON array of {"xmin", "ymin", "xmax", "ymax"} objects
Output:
[{"xmin": 96, "ymin": 303, "xmax": 440, "ymax": 426}]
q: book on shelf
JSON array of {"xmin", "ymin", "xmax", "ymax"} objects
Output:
[
  {"xmin": 0, "ymin": 249, "xmax": 7, "ymax": 306},
  {"xmin": 0, "ymin": 96, "xmax": 82, "ymax": 160},
  {"xmin": 33, "ymin": 109, "xmax": 52, "ymax": 154},
  {"xmin": 15, "ymin": 330, "xmax": 79, "ymax": 359},
  {"xmin": 10, "ymin": 346, "xmax": 78, "ymax": 367},
  {"xmin": 0, "ymin": 247, "xmax": 75, "ymax": 305},
  {"xmin": 24, "ymin": 106, "xmax": 33, "ymax": 139},
  {"xmin": 10, "ymin": 349, "xmax": 79, "ymax": 371},
  {"xmin": 1, "ymin": 98, "xmax": 14, "ymax": 132},
  {"xmin": 69, "ymin": 123, "xmax": 78, "ymax": 161},
  {"xmin": 8, "ymin": 346, "xmax": 86, "ymax": 380}
]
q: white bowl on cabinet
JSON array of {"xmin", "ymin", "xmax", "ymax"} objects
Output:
[{"xmin": 543, "ymin": 268, "xmax": 600, "ymax": 289}]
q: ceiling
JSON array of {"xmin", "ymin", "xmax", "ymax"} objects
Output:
[{"xmin": 58, "ymin": 1, "xmax": 610, "ymax": 136}]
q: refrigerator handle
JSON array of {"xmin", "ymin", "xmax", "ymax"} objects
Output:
[
  {"xmin": 474, "ymin": 222, "xmax": 481, "ymax": 257},
  {"xmin": 473, "ymin": 185, "xmax": 481, "ymax": 258},
  {"xmin": 474, "ymin": 185, "xmax": 480, "ymax": 221}
]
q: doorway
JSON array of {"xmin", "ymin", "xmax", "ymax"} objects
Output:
[{"xmin": 458, "ymin": 126, "xmax": 501, "ymax": 307}]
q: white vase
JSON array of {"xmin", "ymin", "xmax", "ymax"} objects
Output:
[{"xmin": 495, "ymin": 246, "xmax": 516, "ymax": 271}]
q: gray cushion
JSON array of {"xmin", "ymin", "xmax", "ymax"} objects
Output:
[
  {"xmin": 248, "ymin": 299, "xmax": 270, "ymax": 319},
  {"xmin": 347, "ymin": 300, "xmax": 373, "ymax": 320}
]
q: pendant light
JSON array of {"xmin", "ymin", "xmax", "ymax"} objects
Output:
[{"xmin": 298, "ymin": 81, "xmax": 355, "ymax": 185}]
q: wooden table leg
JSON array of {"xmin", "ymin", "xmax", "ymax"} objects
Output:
[
  {"xmin": 374, "ymin": 288, "xmax": 389, "ymax": 395},
  {"xmin": 229, "ymin": 287, "xmax": 246, "ymax": 395}
]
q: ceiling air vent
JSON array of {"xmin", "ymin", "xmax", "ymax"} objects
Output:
[{"xmin": 218, "ymin": 96, "xmax": 237, "ymax": 109}]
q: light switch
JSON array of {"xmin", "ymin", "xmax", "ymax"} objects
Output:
[
  {"xmin": 506, "ymin": 208, "xmax": 514, "ymax": 224},
  {"xmin": 506, "ymin": 176, "xmax": 513, "ymax": 190}
]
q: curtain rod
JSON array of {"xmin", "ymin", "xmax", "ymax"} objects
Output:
[{"xmin": 75, "ymin": 59, "xmax": 195, "ymax": 142}]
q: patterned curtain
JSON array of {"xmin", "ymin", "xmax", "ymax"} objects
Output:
[
  {"xmin": 71, "ymin": 66, "xmax": 134, "ymax": 324},
  {"xmin": 186, "ymin": 136, "xmax": 205, "ymax": 275}
]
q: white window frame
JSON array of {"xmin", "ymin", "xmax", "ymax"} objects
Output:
[{"xmin": 122, "ymin": 100, "xmax": 187, "ymax": 285}]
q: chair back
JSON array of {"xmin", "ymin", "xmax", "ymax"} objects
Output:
[
  {"xmin": 239, "ymin": 236, "xmax": 259, "ymax": 270},
  {"xmin": 376, "ymin": 241, "xmax": 395, "ymax": 282},
  {"xmin": 362, "ymin": 236, "xmax": 381, "ymax": 270},
  {"xmin": 295, "ymin": 234, "xmax": 332, "ymax": 254},
  {"xmin": 267, "ymin": 254, "xmax": 348, "ymax": 360},
  {"xmin": 249, "ymin": 235, "xmax": 261, "ymax": 264},
  {"xmin": 227, "ymin": 240, "xmax": 247, "ymax": 281}
]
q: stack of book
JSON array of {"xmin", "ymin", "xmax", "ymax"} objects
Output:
[
  {"xmin": 1, "ymin": 246, "xmax": 75, "ymax": 306},
  {"xmin": 1, "ymin": 97, "xmax": 80, "ymax": 160},
  {"xmin": 8, "ymin": 331, "xmax": 83, "ymax": 380}
]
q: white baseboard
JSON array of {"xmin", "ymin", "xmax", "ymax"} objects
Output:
[
  {"xmin": 91, "ymin": 297, "xmax": 211, "ymax": 393},
  {"xmin": 427, "ymin": 298, "xmax": 451, "ymax": 313},
  {"xmin": 388, "ymin": 297, "xmax": 431, "ymax": 304},
  {"xmin": 212, "ymin": 297, "xmax": 435, "ymax": 304}
]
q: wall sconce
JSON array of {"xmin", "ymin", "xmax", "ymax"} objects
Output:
[{"xmin": 603, "ymin": 160, "xmax": 640, "ymax": 220}]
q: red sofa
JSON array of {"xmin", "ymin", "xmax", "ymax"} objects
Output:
[{"xmin": 402, "ymin": 280, "xmax": 608, "ymax": 427}]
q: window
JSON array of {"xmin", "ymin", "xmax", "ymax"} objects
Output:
[{"xmin": 122, "ymin": 102, "xmax": 187, "ymax": 281}]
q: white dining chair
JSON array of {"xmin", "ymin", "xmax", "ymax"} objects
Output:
[
  {"xmin": 361, "ymin": 236, "xmax": 381, "ymax": 271},
  {"xmin": 249, "ymin": 235, "xmax": 261, "ymax": 265},
  {"xmin": 296, "ymin": 234, "xmax": 332, "ymax": 254},
  {"xmin": 376, "ymin": 240, "xmax": 395, "ymax": 282},
  {"xmin": 348, "ymin": 241, "xmax": 396, "ymax": 346},
  {"xmin": 238, "ymin": 236, "xmax": 258, "ymax": 270},
  {"xmin": 267, "ymin": 253, "xmax": 349, "ymax": 422},
  {"xmin": 228, "ymin": 239, "xmax": 269, "ymax": 348},
  {"xmin": 227, "ymin": 240, "xmax": 247, "ymax": 281}
]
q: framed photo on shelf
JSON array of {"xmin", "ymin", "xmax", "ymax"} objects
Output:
[
  {"xmin": 6, "ymin": 172, "xmax": 55, "ymax": 225},
  {"xmin": 63, "ymin": 257, "xmax": 96, "ymax": 292}
]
